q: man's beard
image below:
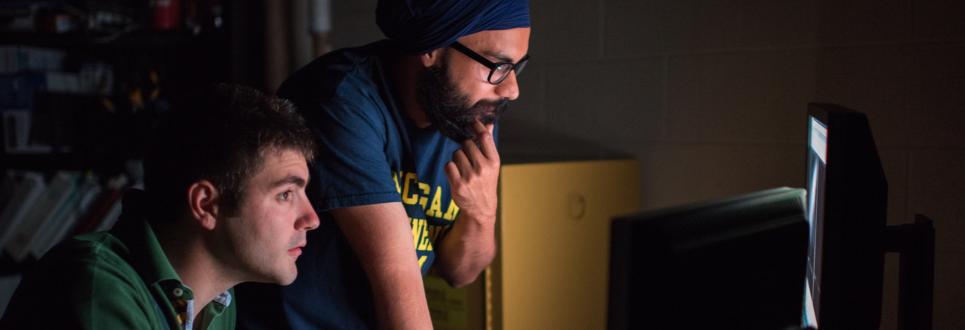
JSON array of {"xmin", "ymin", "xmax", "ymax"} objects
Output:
[{"xmin": 416, "ymin": 60, "xmax": 508, "ymax": 142}]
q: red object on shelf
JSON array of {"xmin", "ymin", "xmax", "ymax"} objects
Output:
[{"xmin": 151, "ymin": 0, "xmax": 182, "ymax": 31}]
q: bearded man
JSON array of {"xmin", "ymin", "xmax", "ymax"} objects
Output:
[{"xmin": 236, "ymin": 0, "xmax": 531, "ymax": 329}]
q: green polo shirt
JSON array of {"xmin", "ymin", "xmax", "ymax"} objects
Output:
[{"xmin": 0, "ymin": 215, "xmax": 236, "ymax": 329}]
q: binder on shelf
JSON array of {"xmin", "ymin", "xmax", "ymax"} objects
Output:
[
  {"xmin": 0, "ymin": 72, "xmax": 81, "ymax": 109},
  {"xmin": 4, "ymin": 171, "xmax": 79, "ymax": 261},
  {"xmin": 0, "ymin": 46, "xmax": 65, "ymax": 73},
  {"xmin": 1, "ymin": 110, "xmax": 54, "ymax": 154},
  {"xmin": 0, "ymin": 171, "xmax": 46, "ymax": 250},
  {"xmin": 0, "ymin": 274, "xmax": 23, "ymax": 317},
  {"xmin": 72, "ymin": 174, "xmax": 128, "ymax": 235},
  {"xmin": 0, "ymin": 172, "xmax": 17, "ymax": 213},
  {"xmin": 94, "ymin": 198, "xmax": 124, "ymax": 232},
  {"xmin": 29, "ymin": 174, "xmax": 100, "ymax": 259}
]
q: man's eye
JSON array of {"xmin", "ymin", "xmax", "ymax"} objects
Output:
[{"xmin": 278, "ymin": 191, "xmax": 293, "ymax": 202}]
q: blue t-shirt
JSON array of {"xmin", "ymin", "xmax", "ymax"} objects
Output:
[{"xmin": 237, "ymin": 41, "xmax": 493, "ymax": 330}]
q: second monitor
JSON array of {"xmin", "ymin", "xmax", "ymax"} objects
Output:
[{"xmin": 608, "ymin": 187, "xmax": 809, "ymax": 330}]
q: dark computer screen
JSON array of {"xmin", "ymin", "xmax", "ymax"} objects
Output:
[
  {"xmin": 608, "ymin": 187, "xmax": 809, "ymax": 330},
  {"xmin": 803, "ymin": 115, "xmax": 827, "ymax": 327},
  {"xmin": 803, "ymin": 103, "xmax": 887, "ymax": 329}
]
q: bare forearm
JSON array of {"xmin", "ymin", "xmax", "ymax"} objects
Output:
[
  {"xmin": 368, "ymin": 263, "xmax": 432, "ymax": 330},
  {"xmin": 333, "ymin": 204, "xmax": 433, "ymax": 329},
  {"xmin": 439, "ymin": 121, "xmax": 501, "ymax": 288},
  {"xmin": 436, "ymin": 212, "xmax": 497, "ymax": 287}
]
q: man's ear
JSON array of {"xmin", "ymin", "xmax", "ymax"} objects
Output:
[
  {"xmin": 187, "ymin": 180, "xmax": 220, "ymax": 230},
  {"xmin": 420, "ymin": 48, "xmax": 446, "ymax": 68}
]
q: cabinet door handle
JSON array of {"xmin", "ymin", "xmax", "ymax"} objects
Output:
[{"xmin": 567, "ymin": 193, "xmax": 586, "ymax": 221}]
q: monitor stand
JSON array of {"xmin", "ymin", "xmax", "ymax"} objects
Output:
[{"xmin": 883, "ymin": 215, "xmax": 935, "ymax": 330}]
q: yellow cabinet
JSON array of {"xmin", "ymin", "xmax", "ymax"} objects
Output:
[{"xmin": 427, "ymin": 159, "xmax": 641, "ymax": 330}]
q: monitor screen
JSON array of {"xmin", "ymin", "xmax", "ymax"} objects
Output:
[
  {"xmin": 803, "ymin": 103, "xmax": 887, "ymax": 329},
  {"xmin": 803, "ymin": 116, "xmax": 828, "ymax": 328},
  {"xmin": 608, "ymin": 187, "xmax": 809, "ymax": 330}
]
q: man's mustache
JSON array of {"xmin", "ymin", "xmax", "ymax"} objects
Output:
[{"xmin": 473, "ymin": 98, "xmax": 509, "ymax": 123}]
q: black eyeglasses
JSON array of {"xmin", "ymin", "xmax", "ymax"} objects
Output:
[{"xmin": 450, "ymin": 41, "xmax": 530, "ymax": 85}]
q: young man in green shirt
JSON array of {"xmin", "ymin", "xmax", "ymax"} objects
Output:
[{"xmin": 0, "ymin": 84, "xmax": 320, "ymax": 329}]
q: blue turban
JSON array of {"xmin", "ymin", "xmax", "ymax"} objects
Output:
[{"xmin": 376, "ymin": 0, "xmax": 530, "ymax": 54}]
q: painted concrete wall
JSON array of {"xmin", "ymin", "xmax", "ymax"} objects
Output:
[{"xmin": 324, "ymin": 1, "xmax": 965, "ymax": 328}]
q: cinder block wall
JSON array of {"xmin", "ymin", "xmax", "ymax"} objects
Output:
[{"xmin": 325, "ymin": 1, "xmax": 965, "ymax": 329}]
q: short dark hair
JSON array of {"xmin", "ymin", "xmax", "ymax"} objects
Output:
[{"xmin": 144, "ymin": 83, "xmax": 317, "ymax": 221}]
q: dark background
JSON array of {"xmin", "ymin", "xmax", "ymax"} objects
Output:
[{"xmin": 3, "ymin": 0, "xmax": 965, "ymax": 328}]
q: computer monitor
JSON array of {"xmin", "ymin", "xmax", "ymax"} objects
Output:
[
  {"xmin": 608, "ymin": 187, "xmax": 809, "ymax": 330},
  {"xmin": 803, "ymin": 103, "xmax": 887, "ymax": 329}
]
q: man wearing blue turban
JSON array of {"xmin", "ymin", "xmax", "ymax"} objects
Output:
[{"xmin": 236, "ymin": 0, "xmax": 531, "ymax": 329}]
